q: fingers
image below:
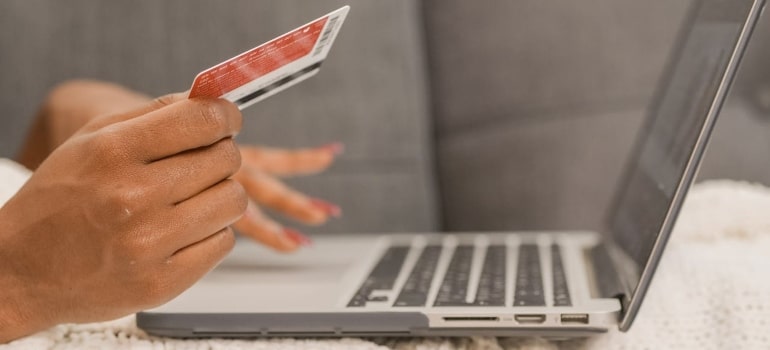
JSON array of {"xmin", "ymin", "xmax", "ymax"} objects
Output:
[
  {"xmin": 239, "ymin": 142, "xmax": 342, "ymax": 176},
  {"xmin": 166, "ymin": 179, "xmax": 248, "ymax": 254},
  {"xmin": 108, "ymin": 97, "xmax": 242, "ymax": 162},
  {"xmin": 234, "ymin": 166, "xmax": 341, "ymax": 226},
  {"xmin": 233, "ymin": 201, "xmax": 312, "ymax": 253},
  {"xmin": 163, "ymin": 227, "xmax": 237, "ymax": 293},
  {"xmin": 149, "ymin": 138, "xmax": 241, "ymax": 204}
]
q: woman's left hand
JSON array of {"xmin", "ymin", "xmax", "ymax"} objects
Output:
[{"xmin": 232, "ymin": 143, "xmax": 343, "ymax": 252}]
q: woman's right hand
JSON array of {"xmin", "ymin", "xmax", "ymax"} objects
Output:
[{"xmin": 0, "ymin": 94, "xmax": 247, "ymax": 343}]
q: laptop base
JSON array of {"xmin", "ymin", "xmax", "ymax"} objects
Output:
[{"xmin": 139, "ymin": 233, "xmax": 621, "ymax": 338}]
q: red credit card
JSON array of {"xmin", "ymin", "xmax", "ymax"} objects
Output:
[{"xmin": 189, "ymin": 6, "xmax": 349, "ymax": 110}]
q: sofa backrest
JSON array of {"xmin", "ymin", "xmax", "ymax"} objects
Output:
[
  {"xmin": 423, "ymin": 0, "xmax": 770, "ymax": 230},
  {"xmin": 1, "ymin": 0, "xmax": 768, "ymax": 233}
]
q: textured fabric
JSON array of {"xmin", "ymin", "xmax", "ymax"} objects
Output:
[
  {"xmin": 1, "ymin": 167, "xmax": 769, "ymax": 348},
  {"xmin": 0, "ymin": 159, "xmax": 30, "ymax": 206}
]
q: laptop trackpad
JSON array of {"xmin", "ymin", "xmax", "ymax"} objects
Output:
[{"xmin": 148, "ymin": 235, "xmax": 380, "ymax": 313}]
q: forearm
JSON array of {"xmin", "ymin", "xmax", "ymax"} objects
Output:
[{"xmin": 16, "ymin": 80, "xmax": 151, "ymax": 169}]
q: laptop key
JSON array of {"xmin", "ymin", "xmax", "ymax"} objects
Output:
[
  {"xmin": 474, "ymin": 245, "xmax": 507, "ymax": 306},
  {"xmin": 394, "ymin": 246, "xmax": 442, "ymax": 307},
  {"xmin": 551, "ymin": 244, "xmax": 572, "ymax": 306},
  {"xmin": 434, "ymin": 246, "xmax": 474, "ymax": 306},
  {"xmin": 366, "ymin": 295, "xmax": 389, "ymax": 302},
  {"xmin": 514, "ymin": 244, "xmax": 545, "ymax": 306},
  {"xmin": 348, "ymin": 246, "xmax": 410, "ymax": 307}
]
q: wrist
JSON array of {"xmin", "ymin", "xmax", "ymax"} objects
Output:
[
  {"xmin": 0, "ymin": 210, "xmax": 55, "ymax": 343},
  {"xmin": 0, "ymin": 290, "xmax": 48, "ymax": 344}
]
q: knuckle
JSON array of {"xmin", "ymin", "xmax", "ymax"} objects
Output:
[
  {"xmin": 270, "ymin": 191, "xmax": 299, "ymax": 211},
  {"xmin": 116, "ymin": 232, "xmax": 154, "ymax": 262},
  {"xmin": 198, "ymin": 228, "xmax": 237, "ymax": 262},
  {"xmin": 218, "ymin": 140, "xmax": 242, "ymax": 172},
  {"xmin": 222, "ymin": 100, "xmax": 243, "ymax": 134},
  {"xmin": 222, "ymin": 180, "xmax": 248, "ymax": 214},
  {"xmin": 202, "ymin": 99, "xmax": 242, "ymax": 134},
  {"xmin": 193, "ymin": 100, "xmax": 232, "ymax": 134},
  {"xmin": 88, "ymin": 127, "xmax": 128, "ymax": 160},
  {"xmin": 249, "ymin": 178, "xmax": 282, "ymax": 206},
  {"xmin": 217, "ymin": 98, "xmax": 242, "ymax": 129},
  {"xmin": 235, "ymin": 191, "xmax": 249, "ymax": 216},
  {"xmin": 216, "ymin": 228, "xmax": 237, "ymax": 255}
]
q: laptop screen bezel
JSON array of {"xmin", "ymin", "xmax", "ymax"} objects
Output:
[{"xmin": 602, "ymin": 0, "xmax": 767, "ymax": 332}]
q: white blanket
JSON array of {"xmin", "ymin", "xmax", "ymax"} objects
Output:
[{"xmin": 1, "ymin": 158, "xmax": 769, "ymax": 349}]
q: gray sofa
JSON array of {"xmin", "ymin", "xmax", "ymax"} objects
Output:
[{"xmin": 1, "ymin": 0, "xmax": 768, "ymax": 234}]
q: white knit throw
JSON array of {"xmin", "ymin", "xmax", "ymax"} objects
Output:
[{"xmin": 1, "ymin": 158, "xmax": 769, "ymax": 349}]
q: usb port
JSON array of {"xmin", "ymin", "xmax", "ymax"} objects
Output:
[
  {"xmin": 514, "ymin": 314, "xmax": 546, "ymax": 324},
  {"xmin": 560, "ymin": 314, "xmax": 589, "ymax": 324}
]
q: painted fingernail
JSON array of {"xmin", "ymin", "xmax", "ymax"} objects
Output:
[
  {"xmin": 319, "ymin": 142, "xmax": 345, "ymax": 156},
  {"xmin": 283, "ymin": 228, "xmax": 313, "ymax": 247},
  {"xmin": 310, "ymin": 198, "xmax": 342, "ymax": 218}
]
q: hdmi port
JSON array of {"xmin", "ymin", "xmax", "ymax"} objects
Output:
[
  {"xmin": 442, "ymin": 316, "xmax": 499, "ymax": 322},
  {"xmin": 514, "ymin": 314, "xmax": 546, "ymax": 324}
]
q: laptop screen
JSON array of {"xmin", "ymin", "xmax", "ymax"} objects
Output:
[{"xmin": 605, "ymin": 0, "xmax": 760, "ymax": 326}]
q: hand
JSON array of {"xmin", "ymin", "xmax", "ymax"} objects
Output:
[
  {"xmin": 0, "ymin": 95, "xmax": 247, "ymax": 342},
  {"xmin": 17, "ymin": 79, "xmax": 343, "ymax": 254},
  {"xmin": 233, "ymin": 143, "xmax": 343, "ymax": 252}
]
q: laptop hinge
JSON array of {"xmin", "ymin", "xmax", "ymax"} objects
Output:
[{"xmin": 588, "ymin": 243, "xmax": 635, "ymax": 309}]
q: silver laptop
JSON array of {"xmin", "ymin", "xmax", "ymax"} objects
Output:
[{"xmin": 138, "ymin": 0, "xmax": 765, "ymax": 338}]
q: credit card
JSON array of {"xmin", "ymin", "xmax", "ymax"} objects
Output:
[{"xmin": 189, "ymin": 6, "xmax": 350, "ymax": 110}]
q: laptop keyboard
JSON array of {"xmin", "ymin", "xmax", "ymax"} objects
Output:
[
  {"xmin": 348, "ymin": 240, "xmax": 572, "ymax": 308},
  {"xmin": 394, "ymin": 246, "xmax": 442, "ymax": 307},
  {"xmin": 473, "ymin": 245, "xmax": 507, "ymax": 306},
  {"xmin": 551, "ymin": 244, "xmax": 572, "ymax": 306},
  {"xmin": 433, "ymin": 245, "xmax": 474, "ymax": 306},
  {"xmin": 347, "ymin": 246, "xmax": 409, "ymax": 307},
  {"xmin": 513, "ymin": 244, "xmax": 545, "ymax": 306}
]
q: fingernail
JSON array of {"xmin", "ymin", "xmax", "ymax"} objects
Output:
[
  {"xmin": 319, "ymin": 142, "xmax": 345, "ymax": 156},
  {"xmin": 283, "ymin": 228, "xmax": 313, "ymax": 247},
  {"xmin": 310, "ymin": 198, "xmax": 342, "ymax": 218}
]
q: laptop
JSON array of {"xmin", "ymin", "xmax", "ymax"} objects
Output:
[{"xmin": 138, "ymin": 0, "xmax": 766, "ymax": 338}]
